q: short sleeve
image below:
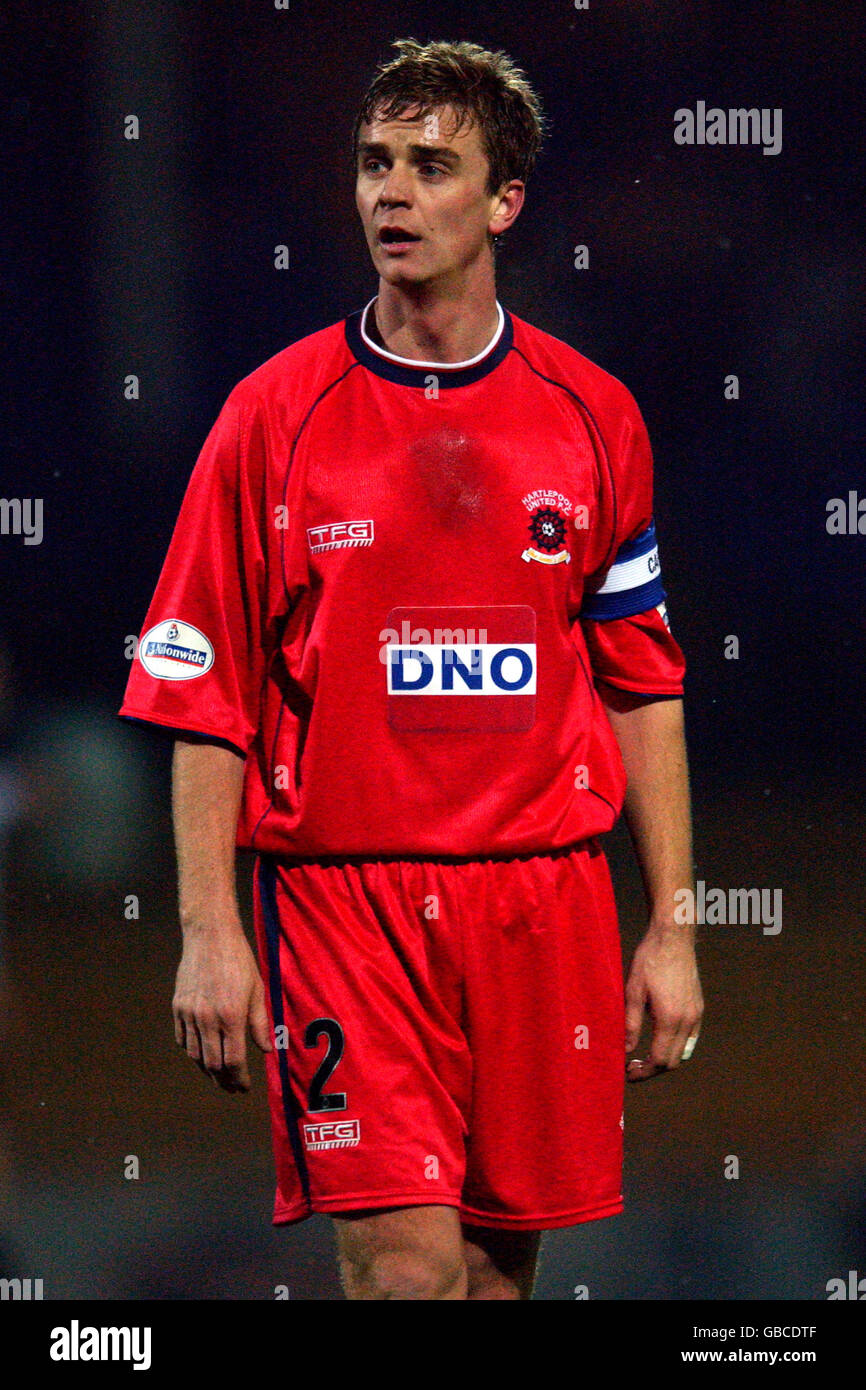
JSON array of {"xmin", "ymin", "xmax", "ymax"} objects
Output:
[
  {"xmin": 119, "ymin": 391, "xmax": 282, "ymax": 755},
  {"xmin": 578, "ymin": 388, "xmax": 686, "ymax": 696}
]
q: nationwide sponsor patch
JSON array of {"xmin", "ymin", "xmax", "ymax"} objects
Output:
[
  {"xmin": 385, "ymin": 605, "xmax": 536, "ymax": 732},
  {"xmin": 307, "ymin": 519, "xmax": 374, "ymax": 553},
  {"xmin": 303, "ymin": 1118, "xmax": 361, "ymax": 1151},
  {"xmin": 139, "ymin": 619, "xmax": 214, "ymax": 680},
  {"xmin": 521, "ymin": 488, "xmax": 573, "ymax": 565}
]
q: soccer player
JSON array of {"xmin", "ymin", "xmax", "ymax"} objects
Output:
[{"xmin": 120, "ymin": 38, "xmax": 703, "ymax": 1301}]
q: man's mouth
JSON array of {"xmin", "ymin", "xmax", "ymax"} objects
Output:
[{"xmin": 377, "ymin": 227, "xmax": 422, "ymax": 249}]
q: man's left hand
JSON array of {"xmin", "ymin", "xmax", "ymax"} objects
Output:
[{"xmin": 624, "ymin": 925, "xmax": 703, "ymax": 1082}]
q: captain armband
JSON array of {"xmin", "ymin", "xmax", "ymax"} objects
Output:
[{"xmin": 580, "ymin": 521, "xmax": 668, "ymax": 622}]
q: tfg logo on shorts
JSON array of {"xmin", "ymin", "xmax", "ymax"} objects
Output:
[
  {"xmin": 304, "ymin": 1119, "xmax": 361, "ymax": 1151},
  {"xmin": 385, "ymin": 605, "xmax": 536, "ymax": 733}
]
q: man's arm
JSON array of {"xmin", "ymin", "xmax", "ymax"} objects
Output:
[
  {"xmin": 171, "ymin": 738, "xmax": 272, "ymax": 1092},
  {"xmin": 598, "ymin": 687, "xmax": 704, "ymax": 1082}
]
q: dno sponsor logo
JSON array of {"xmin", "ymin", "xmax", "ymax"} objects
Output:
[
  {"xmin": 387, "ymin": 643, "xmax": 536, "ymax": 695},
  {"xmin": 385, "ymin": 605, "xmax": 537, "ymax": 734}
]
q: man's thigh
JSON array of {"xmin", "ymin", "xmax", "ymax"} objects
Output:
[{"xmin": 331, "ymin": 1205, "xmax": 541, "ymax": 1300}]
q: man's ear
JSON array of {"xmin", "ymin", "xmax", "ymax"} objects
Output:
[{"xmin": 489, "ymin": 179, "xmax": 525, "ymax": 239}]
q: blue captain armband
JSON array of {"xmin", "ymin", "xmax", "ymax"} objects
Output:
[{"xmin": 580, "ymin": 521, "xmax": 667, "ymax": 621}]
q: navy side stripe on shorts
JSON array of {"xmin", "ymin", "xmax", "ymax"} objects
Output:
[{"xmin": 258, "ymin": 855, "xmax": 312, "ymax": 1208}]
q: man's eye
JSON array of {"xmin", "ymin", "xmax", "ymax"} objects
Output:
[{"xmin": 419, "ymin": 164, "xmax": 445, "ymax": 177}]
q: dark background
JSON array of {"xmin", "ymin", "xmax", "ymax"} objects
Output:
[{"xmin": 0, "ymin": 0, "xmax": 863, "ymax": 1300}]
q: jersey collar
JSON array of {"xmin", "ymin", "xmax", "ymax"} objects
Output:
[{"xmin": 345, "ymin": 296, "xmax": 513, "ymax": 388}]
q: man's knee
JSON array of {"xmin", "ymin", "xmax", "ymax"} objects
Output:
[
  {"xmin": 334, "ymin": 1205, "xmax": 467, "ymax": 1301},
  {"xmin": 345, "ymin": 1246, "xmax": 466, "ymax": 1300}
]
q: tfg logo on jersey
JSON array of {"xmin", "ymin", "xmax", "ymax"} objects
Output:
[
  {"xmin": 139, "ymin": 618, "xmax": 214, "ymax": 681},
  {"xmin": 303, "ymin": 1119, "xmax": 361, "ymax": 1151},
  {"xmin": 521, "ymin": 489, "xmax": 574, "ymax": 564},
  {"xmin": 386, "ymin": 606, "xmax": 536, "ymax": 733},
  {"xmin": 307, "ymin": 519, "xmax": 374, "ymax": 553}
]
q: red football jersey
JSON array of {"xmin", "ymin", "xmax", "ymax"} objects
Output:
[{"xmin": 120, "ymin": 300, "xmax": 685, "ymax": 860}]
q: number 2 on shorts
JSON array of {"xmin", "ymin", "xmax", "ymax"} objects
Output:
[{"xmin": 304, "ymin": 1017, "xmax": 347, "ymax": 1113}]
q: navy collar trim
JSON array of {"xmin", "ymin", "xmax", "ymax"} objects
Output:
[{"xmin": 344, "ymin": 300, "xmax": 513, "ymax": 388}]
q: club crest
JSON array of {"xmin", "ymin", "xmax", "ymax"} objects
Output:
[{"xmin": 521, "ymin": 488, "xmax": 574, "ymax": 565}]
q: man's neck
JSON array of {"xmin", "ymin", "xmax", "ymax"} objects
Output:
[{"xmin": 372, "ymin": 280, "xmax": 501, "ymax": 364}]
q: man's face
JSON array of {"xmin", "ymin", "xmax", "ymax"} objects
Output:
[{"xmin": 355, "ymin": 104, "xmax": 504, "ymax": 289}]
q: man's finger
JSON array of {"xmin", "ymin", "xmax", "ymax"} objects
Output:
[
  {"xmin": 220, "ymin": 1020, "xmax": 252, "ymax": 1092},
  {"xmin": 627, "ymin": 1012, "xmax": 679, "ymax": 1080},
  {"xmin": 660, "ymin": 1013, "xmax": 702, "ymax": 1068},
  {"xmin": 623, "ymin": 987, "xmax": 646, "ymax": 1052},
  {"xmin": 628, "ymin": 1016, "xmax": 700, "ymax": 1080},
  {"xmin": 662, "ymin": 1020, "xmax": 696, "ymax": 1069},
  {"xmin": 626, "ymin": 1056, "xmax": 669, "ymax": 1083},
  {"xmin": 647, "ymin": 1012, "xmax": 683, "ymax": 1071},
  {"xmin": 249, "ymin": 984, "xmax": 273, "ymax": 1054},
  {"xmin": 182, "ymin": 1020, "xmax": 219, "ymax": 1084},
  {"xmin": 182, "ymin": 1013, "xmax": 203, "ymax": 1063},
  {"xmin": 197, "ymin": 1013, "xmax": 225, "ymax": 1076}
]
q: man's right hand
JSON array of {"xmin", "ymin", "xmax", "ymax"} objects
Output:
[{"xmin": 172, "ymin": 925, "xmax": 273, "ymax": 1092}]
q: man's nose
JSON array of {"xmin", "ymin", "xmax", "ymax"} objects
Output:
[{"xmin": 378, "ymin": 163, "xmax": 412, "ymax": 205}]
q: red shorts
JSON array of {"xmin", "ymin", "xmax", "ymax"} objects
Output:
[{"xmin": 252, "ymin": 841, "xmax": 625, "ymax": 1231}]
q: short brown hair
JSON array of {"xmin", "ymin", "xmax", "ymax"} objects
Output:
[{"xmin": 352, "ymin": 38, "xmax": 546, "ymax": 195}]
